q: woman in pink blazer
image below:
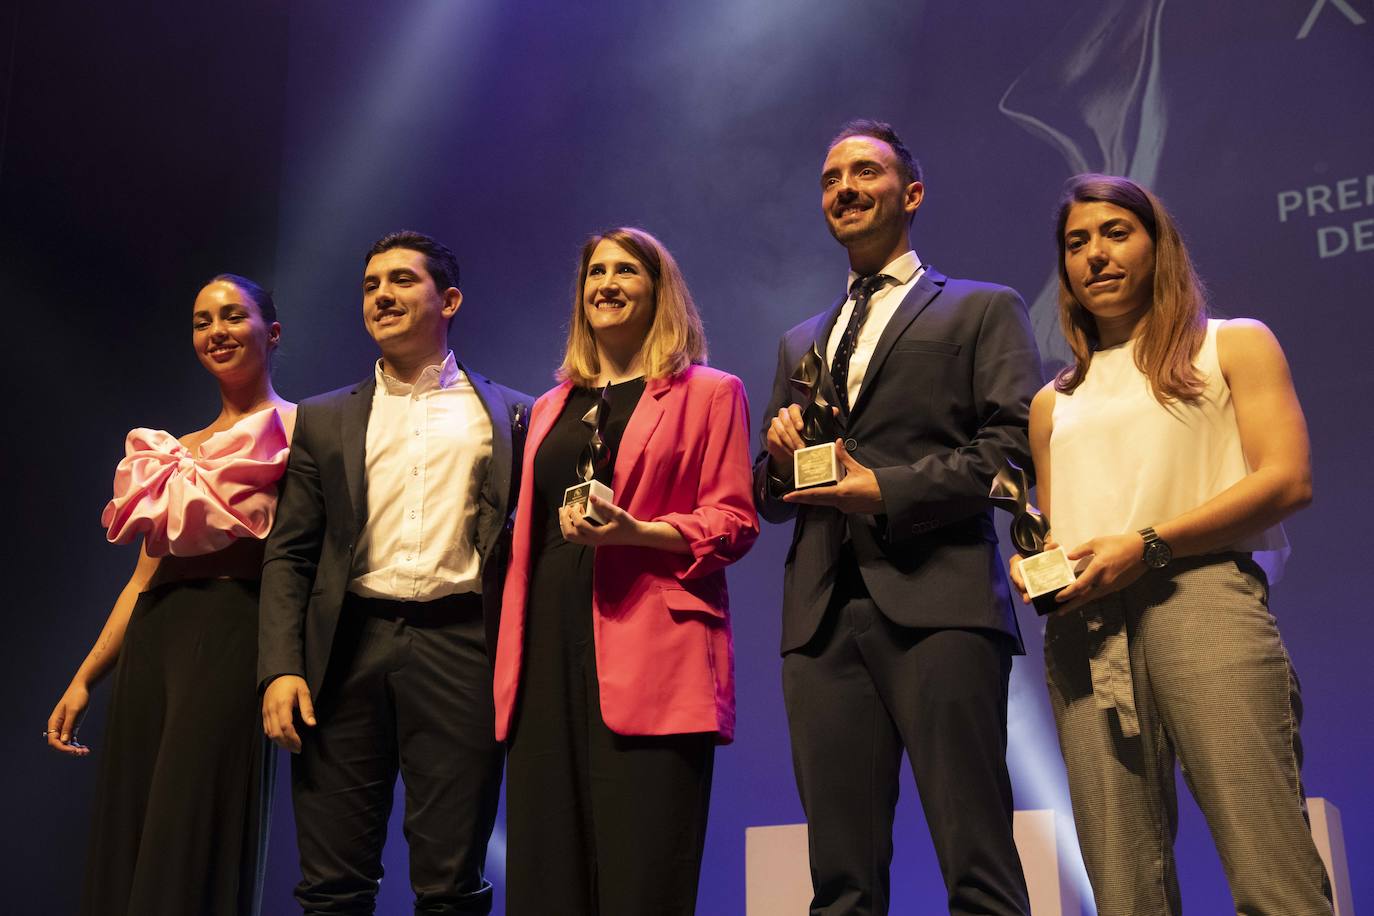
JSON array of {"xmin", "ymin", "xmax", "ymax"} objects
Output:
[{"xmin": 494, "ymin": 227, "xmax": 758, "ymax": 915}]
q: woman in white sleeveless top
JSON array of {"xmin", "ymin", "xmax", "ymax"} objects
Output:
[{"xmin": 1011, "ymin": 174, "xmax": 1332, "ymax": 915}]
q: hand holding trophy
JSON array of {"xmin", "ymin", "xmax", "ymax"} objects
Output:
[
  {"xmin": 790, "ymin": 343, "xmax": 845, "ymax": 490},
  {"xmin": 563, "ymin": 386, "xmax": 615, "ymax": 526},
  {"xmin": 989, "ymin": 460, "xmax": 1076, "ymax": 615}
]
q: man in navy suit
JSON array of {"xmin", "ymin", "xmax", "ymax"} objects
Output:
[{"xmin": 754, "ymin": 120, "xmax": 1039, "ymax": 915}]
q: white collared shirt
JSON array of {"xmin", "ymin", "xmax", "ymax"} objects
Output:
[
  {"xmin": 825, "ymin": 250, "xmax": 926, "ymax": 403},
  {"xmin": 349, "ymin": 351, "xmax": 492, "ymax": 601}
]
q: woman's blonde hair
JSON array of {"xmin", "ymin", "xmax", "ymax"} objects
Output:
[
  {"xmin": 557, "ymin": 227, "xmax": 707, "ymax": 386},
  {"xmin": 1054, "ymin": 174, "xmax": 1208, "ymax": 403}
]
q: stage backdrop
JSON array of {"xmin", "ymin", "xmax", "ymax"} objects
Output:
[{"xmin": 4, "ymin": 1, "xmax": 1371, "ymax": 913}]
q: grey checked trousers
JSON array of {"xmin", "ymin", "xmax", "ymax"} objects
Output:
[{"xmin": 1044, "ymin": 555, "xmax": 1333, "ymax": 916}]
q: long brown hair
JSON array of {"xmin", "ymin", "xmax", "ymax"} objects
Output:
[
  {"xmin": 1054, "ymin": 174, "xmax": 1208, "ymax": 403},
  {"xmin": 558, "ymin": 227, "xmax": 707, "ymax": 386}
]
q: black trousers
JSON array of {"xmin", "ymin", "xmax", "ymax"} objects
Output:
[
  {"xmin": 782, "ymin": 554, "xmax": 1030, "ymax": 916},
  {"xmin": 291, "ymin": 593, "xmax": 503, "ymax": 915},
  {"xmin": 504, "ymin": 547, "xmax": 714, "ymax": 916},
  {"xmin": 83, "ymin": 578, "xmax": 272, "ymax": 916}
]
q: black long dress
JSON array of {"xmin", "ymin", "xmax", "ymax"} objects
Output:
[
  {"xmin": 504, "ymin": 379, "xmax": 714, "ymax": 916},
  {"xmin": 81, "ymin": 543, "xmax": 273, "ymax": 916}
]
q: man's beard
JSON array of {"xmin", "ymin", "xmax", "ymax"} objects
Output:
[{"xmin": 828, "ymin": 209, "xmax": 884, "ymax": 245}]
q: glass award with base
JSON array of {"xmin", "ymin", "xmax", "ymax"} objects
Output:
[
  {"xmin": 563, "ymin": 386, "xmax": 614, "ymax": 526},
  {"xmin": 989, "ymin": 460, "xmax": 1076, "ymax": 615},
  {"xmin": 790, "ymin": 344, "xmax": 845, "ymax": 490}
]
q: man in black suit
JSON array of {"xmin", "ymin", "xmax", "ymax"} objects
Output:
[
  {"xmin": 754, "ymin": 120, "xmax": 1039, "ymax": 915},
  {"xmin": 259, "ymin": 231, "xmax": 530, "ymax": 914}
]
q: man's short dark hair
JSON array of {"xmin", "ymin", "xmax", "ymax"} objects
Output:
[
  {"xmin": 365, "ymin": 230, "xmax": 461, "ymax": 292},
  {"xmin": 831, "ymin": 118, "xmax": 923, "ymax": 187}
]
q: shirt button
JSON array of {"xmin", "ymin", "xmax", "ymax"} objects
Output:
[
  {"xmin": 412, "ymin": 467, "xmax": 418, "ymax": 476},
  {"xmin": 414, "ymin": 429, "xmax": 420, "ymax": 436},
  {"xmin": 410, "ymin": 510, "xmax": 416, "ymax": 519},
  {"xmin": 406, "ymin": 555, "xmax": 413, "ymax": 562}
]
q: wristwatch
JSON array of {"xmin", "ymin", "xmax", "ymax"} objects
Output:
[{"xmin": 1138, "ymin": 527, "xmax": 1173, "ymax": 569}]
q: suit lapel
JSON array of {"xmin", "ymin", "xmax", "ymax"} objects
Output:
[
  {"xmin": 341, "ymin": 376, "xmax": 375, "ymax": 531},
  {"xmin": 813, "ymin": 294, "xmax": 847, "ymax": 349},
  {"xmin": 612, "ymin": 375, "xmax": 670, "ymax": 496},
  {"xmin": 806, "ymin": 296, "xmax": 847, "ymax": 408},
  {"xmin": 849, "ymin": 268, "xmax": 947, "ymax": 417},
  {"xmin": 465, "ymin": 365, "xmax": 511, "ymax": 512}
]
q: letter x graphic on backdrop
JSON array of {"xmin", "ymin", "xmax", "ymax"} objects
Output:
[{"xmin": 1297, "ymin": 0, "xmax": 1368, "ymax": 39}]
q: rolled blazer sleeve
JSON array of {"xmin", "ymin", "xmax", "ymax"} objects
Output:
[
  {"xmin": 655, "ymin": 373, "xmax": 760, "ymax": 580},
  {"xmin": 872, "ymin": 288, "xmax": 1041, "ymax": 542}
]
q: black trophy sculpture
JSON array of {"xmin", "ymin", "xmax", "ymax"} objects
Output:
[
  {"xmin": 563, "ymin": 385, "xmax": 614, "ymax": 525},
  {"xmin": 789, "ymin": 343, "xmax": 844, "ymax": 489},
  {"xmin": 989, "ymin": 460, "xmax": 1075, "ymax": 615}
]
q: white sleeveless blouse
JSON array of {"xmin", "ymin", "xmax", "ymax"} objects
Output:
[{"xmin": 1049, "ymin": 319, "xmax": 1289, "ymax": 582}]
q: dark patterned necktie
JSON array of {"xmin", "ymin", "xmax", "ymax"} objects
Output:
[{"xmin": 831, "ymin": 273, "xmax": 893, "ymax": 412}]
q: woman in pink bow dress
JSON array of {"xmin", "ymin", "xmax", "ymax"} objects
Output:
[{"xmin": 47, "ymin": 274, "xmax": 294, "ymax": 916}]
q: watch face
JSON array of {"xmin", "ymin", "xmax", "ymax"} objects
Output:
[{"xmin": 1144, "ymin": 540, "xmax": 1172, "ymax": 568}]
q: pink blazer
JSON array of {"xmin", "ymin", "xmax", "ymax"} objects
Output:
[{"xmin": 493, "ymin": 365, "xmax": 758, "ymax": 743}]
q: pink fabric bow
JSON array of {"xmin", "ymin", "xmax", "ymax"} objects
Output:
[{"xmin": 101, "ymin": 408, "xmax": 290, "ymax": 557}]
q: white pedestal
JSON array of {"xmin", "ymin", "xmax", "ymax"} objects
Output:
[
  {"xmin": 745, "ymin": 813, "xmax": 1080, "ymax": 915},
  {"xmin": 744, "ymin": 801, "xmax": 1358, "ymax": 915},
  {"xmin": 1309, "ymin": 798, "xmax": 1355, "ymax": 916},
  {"xmin": 744, "ymin": 824, "xmax": 811, "ymax": 916},
  {"xmin": 1013, "ymin": 809, "xmax": 1080, "ymax": 916}
]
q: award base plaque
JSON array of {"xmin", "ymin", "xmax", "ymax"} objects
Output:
[
  {"xmin": 1019, "ymin": 546, "xmax": 1077, "ymax": 616},
  {"xmin": 793, "ymin": 443, "xmax": 844, "ymax": 490},
  {"xmin": 563, "ymin": 479, "xmax": 613, "ymax": 526}
]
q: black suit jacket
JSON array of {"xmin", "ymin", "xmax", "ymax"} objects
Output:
[
  {"xmin": 753, "ymin": 267, "xmax": 1042, "ymax": 655},
  {"xmin": 258, "ymin": 364, "xmax": 532, "ymax": 699}
]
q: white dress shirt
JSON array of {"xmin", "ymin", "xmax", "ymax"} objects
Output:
[
  {"xmin": 825, "ymin": 250, "xmax": 926, "ymax": 403},
  {"xmin": 349, "ymin": 352, "xmax": 492, "ymax": 601}
]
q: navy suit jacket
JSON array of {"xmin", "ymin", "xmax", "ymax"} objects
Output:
[
  {"xmin": 258, "ymin": 363, "xmax": 532, "ymax": 698},
  {"xmin": 752, "ymin": 267, "xmax": 1042, "ymax": 654}
]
